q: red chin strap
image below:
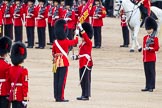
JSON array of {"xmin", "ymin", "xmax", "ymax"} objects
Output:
[
  {"xmin": 19, "ymin": 47, "xmax": 25, "ymax": 55},
  {"xmin": 5, "ymin": 44, "xmax": 8, "ymax": 49}
]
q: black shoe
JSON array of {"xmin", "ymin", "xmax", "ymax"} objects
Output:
[
  {"xmin": 25, "ymin": 41, "xmax": 28, "ymax": 43},
  {"xmin": 96, "ymin": 46, "xmax": 101, "ymax": 49},
  {"xmin": 35, "ymin": 46, "xmax": 40, "ymax": 49},
  {"xmin": 120, "ymin": 45, "xmax": 128, "ymax": 47},
  {"xmin": 141, "ymin": 88, "xmax": 149, "ymax": 92},
  {"xmin": 39, "ymin": 47, "xmax": 44, "ymax": 49},
  {"xmin": 92, "ymin": 46, "xmax": 96, "ymax": 48},
  {"xmin": 149, "ymin": 89, "xmax": 153, "ymax": 92},
  {"xmin": 56, "ymin": 99, "xmax": 69, "ymax": 102},
  {"xmin": 35, "ymin": 42, "xmax": 39, "ymax": 44},
  {"xmin": 47, "ymin": 43, "xmax": 52, "ymax": 45},
  {"xmin": 27, "ymin": 46, "xmax": 33, "ymax": 48},
  {"xmin": 76, "ymin": 96, "xmax": 89, "ymax": 100}
]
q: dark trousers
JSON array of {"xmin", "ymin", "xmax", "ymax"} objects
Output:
[
  {"xmin": 79, "ymin": 66, "xmax": 92, "ymax": 97},
  {"xmin": 12, "ymin": 101, "xmax": 24, "ymax": 108},
  {"xmin": 4, "ymin": 24, "xmax": 13, "ymax": 40},
  {"xmin": 93, "ymin": 27, "xmax": 102, "ymax": 47},
  {"xmin": 37, "ymin": 27, "xmax": 46, "ymax": 48},
  {"xmin": 67, "ymin": 29, "xmax": 74, "ymax": 51},
  {"xmin": 0, "ymin": 96, "xmax": 9, "ymax": 108},
  {"xmin": 144, "ymin": 62, "xmax": 156, "ymax": 89},
  {"xmin": 48, "ymin": 23, "xmax": 55, "ymax": 43},
  {"xmin": 54, "ymin": 67, "xmax": 68, "ymax": 100},
  {"xmin": 14, "ymin": 26, "xmax": 23, "ymax": 42},
  {"xmin": 0, "ymin": 25, "xmax": 3, "ymax": 37},
  {"xmin": 26, "ymin": 27, "xmax": 34, "ymax": 47},
  {"xmin": 122, "ymin": 26, "xmax": 129, "ymax": 45}
]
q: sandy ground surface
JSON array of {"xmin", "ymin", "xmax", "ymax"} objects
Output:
[{"xmin": 13, "ymin": 17, "xmax": 162, "ymax": 108}]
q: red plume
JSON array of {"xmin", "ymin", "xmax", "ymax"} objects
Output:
[{"xmin": 19, "ymin": 47, "xmax": 25, "ymax": 55}]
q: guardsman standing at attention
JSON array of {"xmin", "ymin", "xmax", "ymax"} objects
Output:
[
  {"xmin": 3, "ymin": 0, "xmax": 14, "ymax": 40},
  {"xmin": 90, "ymin": 0, "xmax": 106, "ymax": 49},
  {"xmin": 25, "ymin": 0, "xmax": 37, "ymax": 48},
  {"xmin": 141, "ymin": 17, "xmax": 159, "ymax": 92},
  {"xmin": 13, "ymin": 0, "xmax": 24, "ymax": 42},
  {"xmin": 47, "ymin": 0, "xmax": 54, "ymax": 45},
  {"xmin": 35, "ymin": 0, "xmax": 48, "ymax": 49},
  {"xmin": 52, "ymin": 19, "xmax": 78, "ymax": 102},
  {"xmin": 64, "ymin": 0, "xmax": 75, "ymax": 51},
  {"xmin": 8, "ymin": 42, "xmax": 28, "ymax": 108},
  {"xmin": 0, "ymin": 36, "xmax": 12, "ymax": 108},
  {"xmin": 0, "ymin": 1, "xmax": 4, "ymax": 37}
]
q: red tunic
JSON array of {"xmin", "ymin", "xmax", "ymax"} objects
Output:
[
  {"xmin": 13, "ymin": 5, "xmax": 24, "ymax": 26},
  {"xmin": 90, "ymin": 6, "xmax": 106, "ymax": 27},
  {"xmin": 47, "ymin": 4, "xmax": 53, "ymax": 24},
  {"xmin": 35, "ymin": 6, "xmax": 48, "ymax": 27},
  {"xmin": 51, "ymin": 6, "xmax": 62, "ymax": 27},
  {"xmin": 79, "ymin": 32, "xmax": 93, "ymax": 69},
  {"xmin": 0, "ymin": 58, "xmax": 11, "ymax": 96},
  {"xmin": 120, "ymin": 14, "xmax": 127, "ymax": 27},
  {"xmin": 3, "ymin": 4, "xmax": 14, "ymax": 25},
  {"xmin": 143, "ymin": 35, "xmax": 159, "ymax": 62},
  {"xmin": 63, "ymin": 9, "xmax": 76, "ymax": 29},
  {"xmin": 7, "ymin": 66, "xmax": 28, "ymax": 101},
  {"xmin": 0, "ymin": 8, "xmax": 3, "ymax": 25},
  {"xmin": 25, "ymin": 5, "xmax": 37, "ymax": 27},
  {"xmin": 52, "ymin": 37, "xmax": 78, "ymax": 67},
  {"xmin": 78, "ymin": 5, "xmax": 90, "ymax": 23},
  {"xmin": 136, "ymin": 0, "xmax": 151, "ymax": 15}
]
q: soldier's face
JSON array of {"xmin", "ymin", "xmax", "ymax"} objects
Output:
[
  {"xmin": 4, "ymin": 1, "xmax": 9, "ymax": 4},
  {"xmin": 61, "ymin": 1, "xmax": 64, "ymax": 5},
  {"xmin": 54, "ymin": 2, "xmax": 58, "ymax": 6},
  {"xmin": 146, "ymin": 29, "xmax": 153, "ymax": 35},
  {"xmin": 82, "ymin": 0, "xmax": 86, "ymax": 5},
  {"xmin": 65, "ymin": 5, "xmax": 70, "ymax": 9},
  {"xmin": 95, "ymin": 1, "xmax": 99, "ymax": 5},
  {"xmin": 28, "ymin": 1, "xmax": 33, "ymax": 6},
  {"xmin": 48, "ymin": 0, "xmax": 53, "ymax": 4},
  {"xmin": 15, "ymin": 1, "xmax": 20, "ymax": 5},
  {"xmin": 39, "ymin": 1, "xmax": 44, "ymax": 7}
]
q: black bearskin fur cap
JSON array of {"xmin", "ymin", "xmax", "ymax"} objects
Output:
[
  {"xmin": 54, "ymin": 19, "xmax": 69, "ymax": 40},
  {"xmin": 53, "ymin": 0, "xmax": 60, "ymax": 3},
  {"xmin": 10, "ymin": 42, "xmax": 27, "ymax": 66},
  {"xmin": 27, "ymin": 0, "xmax": 35, "ymax": 3},
  {"xmin": 65, "ymin": 0, "xmax": 73, "ymax": 6},
  {"xmin": 0, "ymin": 36, "xmax": 12, "ymax": 56},
  {"xmin": 80, "ymin": 22, "xmax": 94, "ymax": 39},
  {"xmin": 145, "ymin": 17, "xmax": 158, "ymax": 31}
]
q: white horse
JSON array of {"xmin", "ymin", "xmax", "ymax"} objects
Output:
[{"xmin": 114, "ymin": 0, "xmax": 162, "ymax": 52}]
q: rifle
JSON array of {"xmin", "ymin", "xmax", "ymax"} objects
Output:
[
  {"xmin": 48, "ymin": 4, "xmax": 54, "ymax": 16},
  {"xmin": 28, "ymin": 4, "xmax": 34, "ymax": 15},
  {"xmin": 52, "ymin": 4, "xmax": 60, "ymax": 18},
  {"xmin": 146, "ymin": 31, "xmax": 157, "ymax": 47},
  {"xmin": 64, "ymin": 8, "xmax": 72, "ymax": 18},
  {"xmin": 94, "ymin": 6, "xmax": 102, "ymax": 16},
  {"xmin": 4, "ymin": 0, "xmax": 14, "ymax": 15}
]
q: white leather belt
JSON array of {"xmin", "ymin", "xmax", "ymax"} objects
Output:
[
  {"xmin": 11, "ymin": 83, "xmax": 22, "ymax": 86},
  {"xmin": 0, "ymin": 79, "xmax": 6, "ymax": 82},
  {"xmin": 79, "ymin": 54, "xmax": 91, "ymax": 61}
]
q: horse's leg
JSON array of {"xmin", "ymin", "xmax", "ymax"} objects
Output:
[
  {"xmin": 134, "ymin": 26, "xmax": 142, "ymax": 52},
  {"xmin": 130, "ymin": 30, "xmax": 136, "ymax": 52}
]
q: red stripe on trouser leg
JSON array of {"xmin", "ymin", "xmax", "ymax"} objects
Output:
[{"xmin": 61, "ymin": 68, "xmax": 68, "ymax": 100}]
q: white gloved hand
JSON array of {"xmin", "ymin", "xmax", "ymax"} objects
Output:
[
  {"xmin": 75, "ymin": 28, "xmax": 79, "ymax": 36},
  {"xmin": 55, "ymin": 16, "xmax": 59, "ymax": 19},
  {"xmin": 22, "ymin": 101, "xmax": 27, "ymax": 107},
  {"xmin": 78, "ymin": 23, "xmax": 83, "ymax": 31},
  {"xmin": 71, "ymin": 55, "xmax": 78, "ymax": 60},
  {"xmin": 137, "ymin": 2, "xmax": 141, "ymax": 6},
  {"xmin": 64, "ymin": 18, "xmax": 69, "ymax": 21}
]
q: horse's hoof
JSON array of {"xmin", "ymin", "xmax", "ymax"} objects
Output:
[
  {"xmin": 130, "ymin": 49, "xmax": 135, "ymax": 52},
  {"xmin": 138, "ymin": 48, "xmax": 142, "ymax": 52}
]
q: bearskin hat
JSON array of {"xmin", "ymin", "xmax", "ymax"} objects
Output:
[
  {"xmin": 145, "ymin": 17, "xmax": 158, "ymax": 31},
  {"xmin": 38, "ymin": 0, "xmax": 47, "ymax": 3},
  {"xmin": 0, "ymin": 0, "xmax": 3, "ymax": 4},
  {"xmin": 54, "ymin": 19, "xmax": 69, "ymax": 40},
  {"xmin": 80, "ymin": 22, "xmax": 94, "ymax": 39},
  {"xmin": 65, "ymin": 0, "xmax": 73, "ymax": 7},
  {"xmin": 10, "ymin": 42, "xmax": 27, "ymax": 66},
  {"xmin": 3, "ymin": 0, "xmax": 12, "ymax": 2},
  {"xmin": 81, "ymin": 0, "xmax": 88, "ymax": 2},
  {"xmin": 27, "ymin": 0, "xmax": 35, "ymax": 3},
  {"xmin": 0, "ymin": 36, "xmax": 12, "ymax": 56},
  {"xmin": 53, "ymin": 0, "xmax": 60, "ymax": 3}
]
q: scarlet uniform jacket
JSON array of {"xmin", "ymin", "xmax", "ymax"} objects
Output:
[
  {"xmin": 79, "ymin": 32, "xmax": 93, "ymax": 69},
  {"xmin": 13, "ymin": 4, "xmax": 24, "ymax": 26},
  {"xmin": 52, "ymin": 37, "xmax": 78, "ymax": 67},
  {"xmin": 25, "ymin": 5, "xmax": 37, "ymax": 27},
  {"xmin": 143, "ymin": 35, "xmax": 159, "ymax": 62},
  {"xmin": 7, "ymin": 65, "xmax": 28, "ymax": 101},
  {"xmin": 120, "ymin": 14, "xmax": 127, "ymax": 27},
  {"xmin": 136, "ymin": 0, "xmax": 151, "ymax": 15},
  {"xmin": 78, "ymin": 5, "xmax": 90, "ymax": 23},
  {"xmin": 0, "ymin": 58, "xmax": 11, "ymax": 96},
  {"xmin": 90, "ymin": 6, "xmax": 106, "ymax": 27},
  {"xmin": 0, "ymin": 4, "xmax": 4, "ymax": 25},
  {"xmin": 51, "ymin": 6, "xmax": 62, "ymax": 27},
  {"xmin": 2, "ymin": 3, "xmax": 14, "ymax": 25},
  {"xmin": 36, "ymin": 5, "xmax": 48, "ymax": 27},
  {"xmin": 47, "ymin": 4, "xmax": 53, "ymax": 24},
  {"xmin": 63, "ymin": 9, "xmax": 76, "ymax": 29}
]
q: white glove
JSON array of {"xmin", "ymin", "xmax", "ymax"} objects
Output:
[
  {"xmin": 75, "ymin": 28, "xmax": 79, "ymax": 36},
  {"xmin": 55, "ymin": 16, "xmax": 59, "ymax": 19},
  {"xmin": 64, "ymin": 18, "xmax": 69, "ymax": 21},
  {"xmin": 137, "ymin": 2, "xmax": 141, "ymax": 6},
  {"xmin": 78, "ymin": 23, "xmax": 83, "ymax": 31},
  {"xmin": 22, "ymin": 101, "xmax": 27, "ymax": 107},
  {"xmin": 5, "ymin": 14, "xmax": 10, "ymax": 18},
  {"xmin": 71, "ymin": 55, "xmax": 78, "ymax": 60}
]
